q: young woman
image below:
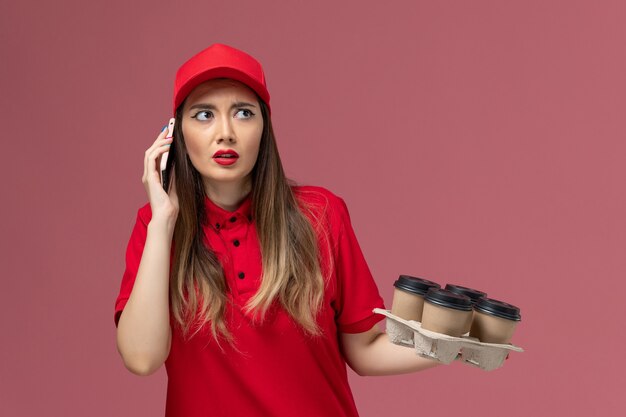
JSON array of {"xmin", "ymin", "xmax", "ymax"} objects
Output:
[{"xmin": 114, "ymin": 43, "xmax": 440, "ymax": 417}]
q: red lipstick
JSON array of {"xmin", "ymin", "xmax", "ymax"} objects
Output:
[{"xmin": 213, "ymin": 149, "xmax": 239, "ymax": 166}]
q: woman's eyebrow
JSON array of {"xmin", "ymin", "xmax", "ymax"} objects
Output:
[{"xmin": 188, "ymin": 101, "xmax": 257, "ymax": 111}]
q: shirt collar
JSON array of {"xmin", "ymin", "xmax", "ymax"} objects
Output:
[{"xmin": 203, "ymin": 192, "xmax": 253, "ymax": 230}]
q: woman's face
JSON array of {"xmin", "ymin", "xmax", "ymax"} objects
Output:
[{"xmin": 181, "ymin": 78, "xmax": 263, "ymax": 192}]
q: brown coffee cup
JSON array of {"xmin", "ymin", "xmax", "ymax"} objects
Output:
[
  {"xmin": 391, "ymin": 275, "xmax": 440, "ymax": 322},
  {"xmin": 470, "ymin": 298, "xmax": 521, "ymax": 344},
  {"xmin": 421, "ymin": 289, "xmax": 473, "ymax": 337},
  {"xmin": 444, "ymin": 284, "xmax": 488, "ymax": 332}
]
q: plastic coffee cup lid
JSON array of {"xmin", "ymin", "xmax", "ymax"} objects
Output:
[
  {"xmin": 444, "ymin": 284, "xmax": 487, "ymax": 304},
  {"xmin": 474, "ymin": 297, "xmax": 521, "ymax": 321},
  {"xmin": 424, "ymin": 288, "xmax": 473, "ymax": 311},
  {"xmin": 393, "ymin": 275, "xmax": 441, "ymax": 296}
]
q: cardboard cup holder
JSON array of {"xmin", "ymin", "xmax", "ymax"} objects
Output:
[{"xmin": 373, "ymin": 308, "xmax": 523, "ymax": 371}]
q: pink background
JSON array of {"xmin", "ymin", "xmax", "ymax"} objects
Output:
[{"xmin": 2, "ymin": 0, "xmax": 624, "ymax": 415}]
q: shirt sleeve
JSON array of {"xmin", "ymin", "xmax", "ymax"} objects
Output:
[
  {"xmin": 114, "ymin": 206, "xmax": 150, "ymax": 328},
  {"xmin": 332, "ymin": 195, "xmax": 386, "ymax": 334}
]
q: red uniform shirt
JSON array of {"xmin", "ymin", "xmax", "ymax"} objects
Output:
[{"xmin": 114, "ymin": 185, "xmax": 386, "ymax": 417}]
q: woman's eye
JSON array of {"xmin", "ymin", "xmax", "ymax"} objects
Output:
[
  {"xmin": 192, "ymin": 111, "xmax": 213, "ymax": 121},
  {"xmin": 235, "ymin": 109, "xmax": 254, "ymax": 119}
]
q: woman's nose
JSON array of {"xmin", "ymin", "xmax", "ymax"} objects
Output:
[{"xmin": 216, "ymin": 115, "xmax": 236, "ymax": 143}]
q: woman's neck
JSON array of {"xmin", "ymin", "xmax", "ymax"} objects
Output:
[{"xmin": 203, "ymin": 179, "xmax": 252, "ymax": 212}]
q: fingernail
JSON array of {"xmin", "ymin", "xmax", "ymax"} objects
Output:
[{"xmin": 161, "ymin": 125, "xmax": 168, "ymax": 132}]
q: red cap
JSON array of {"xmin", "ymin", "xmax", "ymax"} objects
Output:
[{"xmin": 173, "ymin": 43, "xmax": 271, "ymax": 115}]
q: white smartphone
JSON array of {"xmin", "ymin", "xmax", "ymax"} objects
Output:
[{"xmin": 160, "ymin": 118, "xmax": 176, "ymax": 191}]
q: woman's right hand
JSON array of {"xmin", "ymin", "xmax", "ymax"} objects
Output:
[{"xmin": 142, "ymin": 123, "xmax": 179, "ymax": 226}]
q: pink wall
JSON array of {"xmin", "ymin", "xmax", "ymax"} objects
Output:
[{"xmin": 2, "ymin": 0, "xmax": 624, "ymax": 415}]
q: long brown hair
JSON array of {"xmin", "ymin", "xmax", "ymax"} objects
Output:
[{"xmin": 169, "ymin": 94, "xmax": 329, "ymax": 351}]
